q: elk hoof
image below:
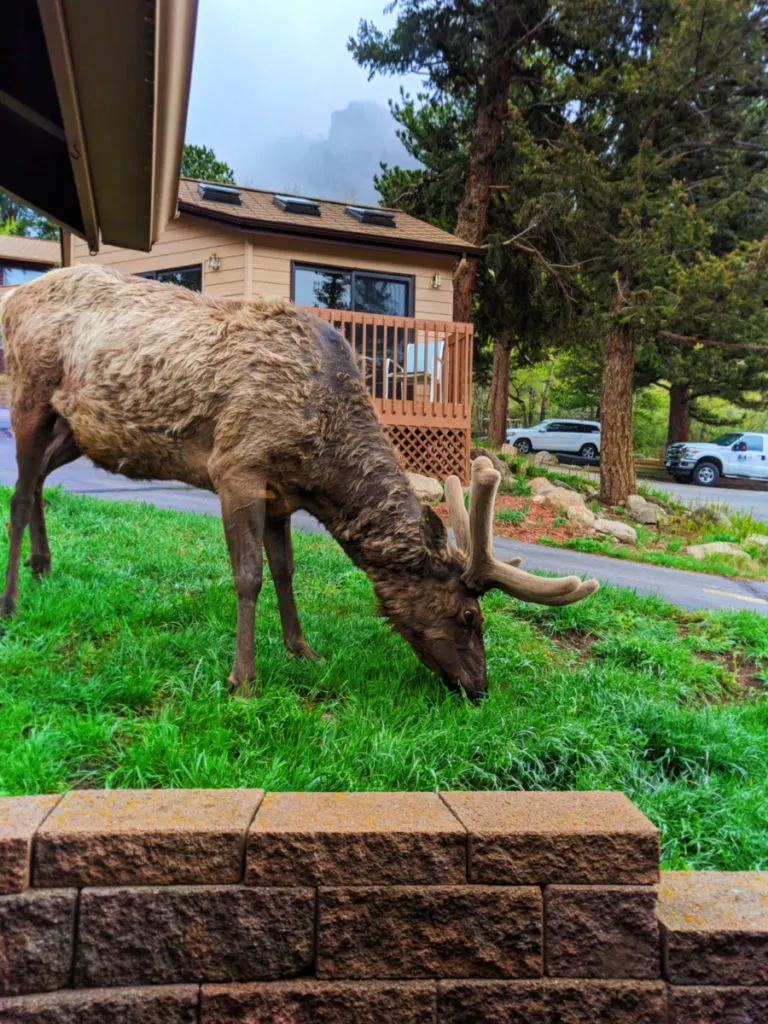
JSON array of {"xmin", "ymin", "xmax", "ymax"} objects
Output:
[
  {"xmin": 226, "ymin": 672, "xmax": 259, "ymax": 699},
  {"xmin": 25, "ymin": 555, "xmax": 51, "ymax": 578},
  {"xmin": 287, "ymin": 640, "xmax": 321, "ymax": 661}
]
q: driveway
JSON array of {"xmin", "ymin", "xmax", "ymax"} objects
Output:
[{"xmin": 0, "ymin": 428, "xmax": 766, "ymax": 615}]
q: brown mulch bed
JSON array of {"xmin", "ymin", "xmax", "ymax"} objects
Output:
[{"xmin": 435, "ymin": 494, "xmax": 584, "ymax": 545}]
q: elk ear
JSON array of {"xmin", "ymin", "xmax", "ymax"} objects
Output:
[{"xmin": 420, "ymin": 505, "xmax": 449, "ymax": 559}]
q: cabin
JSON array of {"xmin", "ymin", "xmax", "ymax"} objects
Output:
[{"xmin": 67, "ymin": 179, "xmax": 480, "ymax": 481}]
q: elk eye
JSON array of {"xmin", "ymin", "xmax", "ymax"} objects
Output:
[{"xmin": 463, "ymin": 609, "xmax": 476, "ymax": 628}]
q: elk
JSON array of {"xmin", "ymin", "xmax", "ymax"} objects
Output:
[{"xmin": 0, "ymin": 265, "xmax": 597, "ymax": 699}]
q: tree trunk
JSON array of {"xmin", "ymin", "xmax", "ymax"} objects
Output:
[
  {"xmin": 539, "ymin": 358, "xmax": 557, "ymax": 422},
  {"xmin": 600, "ymin": 275, "xmax": 636, "ymax": 505},
  {"xmin": 667, "ymin": 382, "xmax": 691, "ymax": 445},
  {"xmin": 452, "ymin": 78, "xmax": 512, "ymax": 323},
  {"xmin": 489, "ymin": 341, "xmax": 511, "ymax": 448}
]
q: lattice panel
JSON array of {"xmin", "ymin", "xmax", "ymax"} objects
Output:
[{"xmin": 386, "ymin": 425, "xmax": 470, "ymax": 484}]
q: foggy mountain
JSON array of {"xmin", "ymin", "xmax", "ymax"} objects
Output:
[{"xmin": 242, "ymin": 101, "xmax": 419, "ymax": 205}]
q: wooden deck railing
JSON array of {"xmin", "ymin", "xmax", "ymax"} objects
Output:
[{"xmin": 303, "ymin": 307, "xmax": 474, "ymax": 481}]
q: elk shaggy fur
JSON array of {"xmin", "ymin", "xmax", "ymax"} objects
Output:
[{"xmin": 0, "ymin": 264, "xmax": 596, "ymax": 698}]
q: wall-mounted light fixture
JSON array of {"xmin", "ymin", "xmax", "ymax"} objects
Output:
[
  {"xmin": 431, "ymin": 272, "xmax": 442, "ymax": 289},
  {"xmin": 207, "ymin": 252, "xmax": 220, "ymax": 271}
]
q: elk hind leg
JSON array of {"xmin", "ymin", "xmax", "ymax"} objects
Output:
[
  {"xmin": 27, "ymin": 417, "xmax": 81, "ymax": 577},
  {"xmin": 264, "ymin": 513, "xmax": 319, "ymax": 660}
]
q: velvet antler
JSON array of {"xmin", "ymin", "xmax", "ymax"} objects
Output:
[{"xmin": 445, "ymin": 457, "xmax": 599, "ymax": 606}]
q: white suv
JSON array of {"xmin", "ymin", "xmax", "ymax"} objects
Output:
[
  {"xmin": 506, "ymin": 420, "xmax": 601, "ymax": 459},
  {"xmin": 666, "ymin": 432, "xmax": 768, "ymax": 486}
]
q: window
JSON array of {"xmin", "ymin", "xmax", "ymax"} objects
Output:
[
  {"xmin": 274, "ymin": 195, "xmax": 320, "ymax": 216},
  {"xmin": 345, "ymin": 205, "xmax": 396, "ymax": 228},
  {"xmin": 0, "ymin": 262, "xmax": 52, "ymax": 286},
  {"xmin": 742, "ymin": 435, "xmax": 763, "ymax": 452},
  {"xmin": 198, "ymin": 182, "xmax": 241, "ymax": 205},
  {"xmin": 292, "ymin": 263, "xmax": 413, "ymax": 317},
  {"xmin": 138, "ymin": 265, "xmax": 202, "ymax": 291}
]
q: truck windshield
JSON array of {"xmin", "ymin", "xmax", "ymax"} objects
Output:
[{"xmin": 712, "ymin": 433, "xmax": 743, "ymax": 446}]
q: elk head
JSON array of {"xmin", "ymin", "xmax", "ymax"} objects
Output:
[{"xmin": 381, "ymin": 456, "xmax": 599, "ymax": 700}]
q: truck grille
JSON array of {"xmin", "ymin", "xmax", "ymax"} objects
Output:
[{"xmin": 665, "ymin": 444, "xmax": 687, "ymax": 468}]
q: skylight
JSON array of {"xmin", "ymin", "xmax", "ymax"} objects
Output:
[
  {"xmin": 345, "ymin": 205, "xmax": 396, "ymax": 228},
  {"xmin": 273, "ymin": 194, "xmax": 321, "ymax": 216},
  {"xmin": 198, "ymin": 182, "xmax": 241, "ymax": 205}
]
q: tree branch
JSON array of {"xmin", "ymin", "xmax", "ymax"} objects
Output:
[{"xmin": 660, "ymin": 330, "xmax": 768, "ymax": 353}]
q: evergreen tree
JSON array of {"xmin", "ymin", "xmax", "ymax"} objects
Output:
[{"xmin": 181, "ymin": 144, "xmax": 235, "ymax": 184}]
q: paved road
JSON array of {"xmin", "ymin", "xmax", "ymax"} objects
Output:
[{"xmin": 0, "ymin": 429, "xmax": 766, "ymax": 615}]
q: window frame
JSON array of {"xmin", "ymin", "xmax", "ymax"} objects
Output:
[
  {"xmin": 137, "ymin": 264, "xmax": 203, "ymax": 291},
  {"xmin": 0, "ymin": 260, "xmax": 54, "ymax": 286},
  {"xmin": 291, "ymin": 260, "xmax": 415, "ymax": 318}
]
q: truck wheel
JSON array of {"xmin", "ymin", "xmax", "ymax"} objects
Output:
[
  {"xmin": 515, "ymin": 438, "xmax": 532, "ymax": 454},
  {"xmin": 693, "ymin": 461, "xmax": 720, "ymax": 487}
]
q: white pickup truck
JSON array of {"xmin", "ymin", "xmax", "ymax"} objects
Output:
[{"xmin": 665, "ymin": 432, "xmax": 768, "ymax": 486}]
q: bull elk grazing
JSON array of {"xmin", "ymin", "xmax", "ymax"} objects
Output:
[{"xmin": 0, "ymin": 266, "xmax": 597, "ymax": 699}]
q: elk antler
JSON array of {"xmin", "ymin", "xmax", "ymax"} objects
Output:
[{"xmin": 444, "ymin": 457, "xmax": 599, "ymax": 606}]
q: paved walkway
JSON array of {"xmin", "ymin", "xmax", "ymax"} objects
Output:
[{"xmin": 0, "ymin": 429, "xmax": 766, "ymax": 615}]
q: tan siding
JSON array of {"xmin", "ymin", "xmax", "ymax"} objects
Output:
[
  {"xmin": 72, "ymin": 215, "xmax": 457, "ymax": 318},
  {"xmin": 72, "ymin": 216, "xmax": 246, "ymax": 298},
  {"xmin": 249, "ymin": 235, "xmax": 455, "ymax": 320}
]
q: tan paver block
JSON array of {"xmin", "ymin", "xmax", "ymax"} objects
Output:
[
  {"xmin": 35, "ymin": 788, "xmax": 264, "ymax": 886},
  {"xmin": 658, "ymin": 871, "xmax": 768, "ymax": 985},
  {"xmin": 75, "ymin": 885, "xmax": 315, "ymax": 987},
  {"xmin": 0, "ymin": 985, "xmax": 199, "ymax": 1023},
  {"xmin": 669, "ymin": 985, "xmax": 768, "ymax": 1023},
  {"xmin": 202, "ymin": 981, "xmax": 436, "ymax": 1023},
  {"xmin": 441, "ymin": 791, "xmax": 660, "ymax": 884},
  {"xmin": 0, "ymin": 795, "xmax": 61, "ymax": 894},
  {"xmin": 247, "ymin": 791, "xmax": 465, "ymax": 885},
  {"xmin": 317, "ymin": 884, "xmax": 542, "ymax": 979},
  {"xmin": 0, "ymin": 889, "xmax": 76, "ymax": 996},
  {"xmin": 438, "ymin": 979, "xmax": 668, "ymax": 1023},
  {"xmin": 545, "ymin": 885, "xmax": 660, "ymax": 979}
]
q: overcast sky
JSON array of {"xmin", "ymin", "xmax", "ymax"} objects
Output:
[{"xmin": 185, "ymin": 0, "xmax": 423, "ymax": 203}]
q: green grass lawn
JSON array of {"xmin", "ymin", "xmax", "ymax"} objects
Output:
[{"xmin": 1, "ymin": 486, "xmax": 767, "ymax": 871}]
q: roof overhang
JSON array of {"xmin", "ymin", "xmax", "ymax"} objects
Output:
[
  {"xmin": 178, "ymin": 203, "xmax": 486, "ymax": 260},
  {"xmin": 0, "ymin": 0, "xmax": 197, "ymax": 252}
]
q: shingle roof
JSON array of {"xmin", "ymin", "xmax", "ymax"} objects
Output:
[
  {"xmin": 0, "ymin": 235, "xmax": 60, "ymax": 265},
  {"xmin": 177, "ymin": 178, "xmax": 482, "ymax": 258}
]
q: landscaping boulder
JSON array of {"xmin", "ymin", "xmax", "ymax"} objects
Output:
[
  {"xmin": 470, "ymin": 447, "xmax": 508, "ymax": 476},
  {"xmin": 529, "ymin": 477, "xmax": 556, "ymax": 496},
  {"xmin": 746, "ymin": 534, "xmax": 768, "ymax": 548},
  {"xmin": 405, "ymin": 472, "xmax": 443, "ymax": 505},
  {"xmin": 625, "ymin": 494, "xmax": 663, "ymax": 526},
  {"xmin": 529, "ymin": 477, "xmax": 587, "ymax": 514},
  {"xmin": 682, "ymin": 541, "xmax": 750, "ymax": 562},
  {"xmin": 533, "ymin": 451, "xmax": 559, "ymax": 466},
  {"xmin": 689, "ymin": 506, "xmax": 732, "ymax": 529},
  {"xmin": 500, "ymin": 444, "xmax": 519, "ymax": 459},
  {"xmin": 593, "ymin": 518, "xmax": 637, "ymax": 545},
  {"xmin": 567, "ymin": 506, "xmax": 596, "ymax": 529}
]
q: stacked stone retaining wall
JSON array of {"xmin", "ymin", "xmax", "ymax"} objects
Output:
[{"xmin": 1, "ymin": 789, "xmax": 766, "ymax": 1022}]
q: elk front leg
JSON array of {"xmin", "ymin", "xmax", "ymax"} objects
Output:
[
  {"xmin": 2, "ymin": 407, "xmax": 54, "ymax": 617},
  {"xmin": 217, "ymin": 473, "xmax": 267, "ymax": 697},
  {"xmin": 263, "ymin": 514, "xmax": 319, "ymax": 660}
]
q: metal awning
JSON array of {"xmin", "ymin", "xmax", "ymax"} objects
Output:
[{"xmin": 0, "ymin": 0, "xmax": 198, "ymax": 252}]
